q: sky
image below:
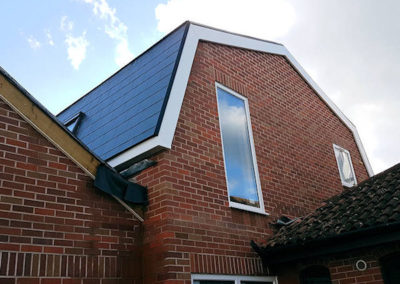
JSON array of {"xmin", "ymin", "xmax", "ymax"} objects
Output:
[{"xmin": 1, "ymin": 0, "xmax": 399, "ymax": 174}]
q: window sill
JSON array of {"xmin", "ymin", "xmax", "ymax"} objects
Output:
[
  {"xmin": 341, "ymin": 182, "xmax": 357, "ymax": 188},
  {"xmin": 229, "ymin": 202, "xmax": 269, "ymax": 216}
]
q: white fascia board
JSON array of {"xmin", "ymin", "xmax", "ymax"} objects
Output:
[
  {"xmin": 109, "ymin": 23, "xmax": 374, "ymax": 177},
  {"xmin": 156, "ymin": 25, "xmax": 200, "ymax": 148},
  {"xmin": 107, "ymin": 25, "xmax": 199, "ymax": 168},
  {"xmin": 107, "ymin": 136, "xmax": 162, "ymax": 167},
  {"xmin": 283, "ymin": 50, "xmax": 373, "ymax": 176}
]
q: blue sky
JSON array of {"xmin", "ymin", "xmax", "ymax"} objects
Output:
[
  {"xmin": 1, "ymin": 0, "xmax": 162, "ymax": 113},
  {"xmin": 1, "ymin": 0, "xmax": 400, "ymax": 174}
]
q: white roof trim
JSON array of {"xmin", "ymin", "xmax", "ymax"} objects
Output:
[{"xmin": 108, "ymin": 23, "xmax": 373, "ymax": 177}]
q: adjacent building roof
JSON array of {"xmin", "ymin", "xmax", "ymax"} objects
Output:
[
  {"xmin": 58, "ymin": 22, "xmax": 189, "ymax": 161},
  {"xmin": 57, "ymin": 21, "xmax": 373, "ymax": 175},
  {"xmin": 254, "ymin": 163, "xmax": 400, "ymax": 263}
]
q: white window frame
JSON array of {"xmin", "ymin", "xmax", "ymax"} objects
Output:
[
  {"xmin": 215, "ymin": 83, "xmax": 266, "ymax": 215},
  {"xmin": 192, "ymin": 274, "xmax": 278, "ymax": 284},
  {"xmin": 333, "ymin": 144, "xmax": 357, "ymax": 187}
]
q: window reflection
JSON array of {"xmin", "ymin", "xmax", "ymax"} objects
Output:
[{"xmin": 217, "ymin": 87, "xmax": 260, "ymax": 208}]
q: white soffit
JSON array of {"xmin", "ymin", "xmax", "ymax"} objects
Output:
[{"xmin": 108, "ymin": 23, "xmax": 374, "ymax": 177}]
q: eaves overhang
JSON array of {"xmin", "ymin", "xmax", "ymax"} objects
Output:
[{"xmin": 253, "ymin": 221, "xmax": 400, "ymax": 265}]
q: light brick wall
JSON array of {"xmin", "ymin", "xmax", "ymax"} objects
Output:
[
  {"xmin": 135, "ymin": 41, "xmax": 370, "ymax": 283},
  {"xmin": 0, "ymin": 100, "xmax": 142, "ymax": 283}
]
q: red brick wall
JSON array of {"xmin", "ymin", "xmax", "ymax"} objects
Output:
[
  {"xmin": 134, "ymin": 42, "xmax": 370, "ymax": 283},
  {"xmin": 0, "ymin": 99, "xmax": 142, "ymax": 283}
]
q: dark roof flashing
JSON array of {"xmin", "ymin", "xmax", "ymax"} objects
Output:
[{"xmin": 94, "ymin": 164, "xmax": 148, "ymax": 205}]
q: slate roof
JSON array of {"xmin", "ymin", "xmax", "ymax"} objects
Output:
[
  {"xmin": 266, "ymin": 163, "xmax": 400, "ymax": 250},
  {"xmin": 57, "ymin": 22, "xmax": 189, "ymax": 160}
]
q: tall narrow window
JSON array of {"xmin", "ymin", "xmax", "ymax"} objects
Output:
[
  {"xmin": 333, "ymin": 144, "xmax": 357, "ymax": 187},
  {"xmin": 216, "ymin": 84, "xmax": 264, "ymax": 214}
]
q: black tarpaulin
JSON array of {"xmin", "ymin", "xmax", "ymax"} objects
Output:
[{"xmin": 94, "ymin": 164, "xmax": 148, "ymax": 205}]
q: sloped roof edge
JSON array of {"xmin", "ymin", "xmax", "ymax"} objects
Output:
[
  {"xmin": 107, "ymin": 22, "xmax": 373, "ymax": 177},
  {"xmin": 0, "ymin": 67, "xmax": 145, "ymax": 222}
]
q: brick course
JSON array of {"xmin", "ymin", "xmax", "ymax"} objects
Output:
[{"xmin": 0, "ymin": 100, "xmax": 142, "ymax": 283}]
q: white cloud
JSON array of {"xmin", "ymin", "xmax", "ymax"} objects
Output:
[
  {"xmin": 60, "ymin": 16, "xmax": 74, "ymax": 32},
  {"xmin": 65, "ymin": 32, "xmax": 89, "ymax": 70},
  {"xmin": 45, "ymin": 30, "xmax": 54, "ymax": 46},
  {"xmin": 114, "ymin": 39, "xmax": 134, "ymax": 68},
  {"xmin": 59, "ymin": 16, "xmax": 89, "ymax": 69},
  {"xmin": 155, "ymin": 0, "xmax": 296, "ymax": 40},
  {"xmin": 351, "ymin": 103, "xmax": 382, "ymax": 154},
  {"xmin": 276, "ymin": 1, "xmax": 400, "ymax": 174},
  {"xmin": 27, "ymin": 35, "xmax": 41, "ymax": 50},
  {"xmin": 82, "ymin": 0, "xmax": 134, "ymax": 67}
]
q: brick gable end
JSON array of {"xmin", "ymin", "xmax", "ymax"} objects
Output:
[{"xmin": 134, "ymin": 41, "xmax": 370, "ymax": 283}]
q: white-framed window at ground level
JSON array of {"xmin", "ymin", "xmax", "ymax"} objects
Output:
[
  {"xmin": 333, "ymin": 144, "xmax": 357, "ymax": 187},
  {"xmin": 215, "ymin": 83, "xmax": 265, "ymax": 215},
  {"xmin": 192, "ymin": 274, "xmax": 278, "ymax": 284}
]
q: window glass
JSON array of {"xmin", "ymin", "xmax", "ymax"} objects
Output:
[
  {"xmin": 333, "ymin": 145, "xmax": 356, "ymax": 186},
  {"xmin": 194, "ymin": 281, "xmax": 234, "ymax": 284},
  {"xmin": 193, "ymin": 275, "xmax": 276, "ymax": 284},
  {"xmin": 217, "ymin": 87, "xmax": 260, "ymax": 208},
  {"xmin": 194, "ymin": 282, "xmax": 273, "ymax": 284},
  {"xmin": 241, "ymin": 281, "xmax": 273, "ymax": 284}
]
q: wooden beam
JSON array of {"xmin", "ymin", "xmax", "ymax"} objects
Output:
[
  {"xmin": 0, "ymin": 73, "xmax": 144, "ymax": 222},
  {"xmin": 0, "ymin": 75, "xmax": 100, "ymax": 177}
]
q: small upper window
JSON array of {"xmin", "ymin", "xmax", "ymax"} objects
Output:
[
  {"xmin": 64, "ymin": 112, "xmax": 84, "ymax": 134},
  {"xmin": 333, "ymin": 144, "xmax": 357, "ymax": 187},
  {"xmin": 216, "ymin": 84, "xmax": 264, "ymax": 214}
]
